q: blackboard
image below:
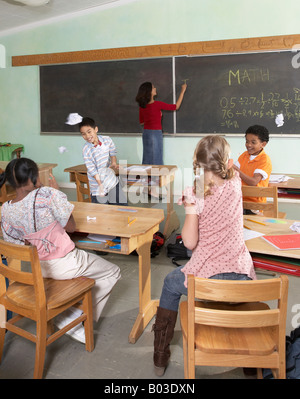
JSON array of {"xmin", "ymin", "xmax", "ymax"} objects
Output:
[
  {"xmin": 175, "ymin": 52, "xmax": 300, "ymax": 134},
  {"xmin": 40, "ymin": 51, "xmax": 300, "ymax": 135},
  {"xmin": 40, "ymin": 58, "xmax": 174, "ymax": 134}
]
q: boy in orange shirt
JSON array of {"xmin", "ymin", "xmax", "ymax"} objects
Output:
[{"xmin": 233, "ymin": 125, "xmax": 272, "ymax": 213}]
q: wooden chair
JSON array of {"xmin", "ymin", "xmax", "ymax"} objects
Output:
[
  {"xmin": 0, "ymin": 240, "xmax": 95, "ymax": 379},
  {"xmin": 0, "ymin": 168, "xmax": 16, "ymax": 204},
  {"xmin": 242, "ymin": 185, "xmax": 283, "ymax": 218},
  {"xmin": 74, "ymin": 172, "xmax": 91, "ymax": 202},
  {"xmin": 180, "ymin": 274, "xmax": 289, "ymax": 379}
]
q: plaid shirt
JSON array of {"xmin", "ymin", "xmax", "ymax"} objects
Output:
[{"xmin": 82, "ymin": 134, "xmax": 118, "ymax": 196}]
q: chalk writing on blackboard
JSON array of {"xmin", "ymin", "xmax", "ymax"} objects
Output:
[
  {"xmin": 219, "ymin": 89, "xmax": 300, "ymax": 130},
  {"xmin": 228, "ymin": 68, "xmax": 270, "ymax": 86}
]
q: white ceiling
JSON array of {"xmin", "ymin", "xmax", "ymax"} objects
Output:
[{"xmin": 0, "ymin": 0, "xmax": 130, "ymax": 36}]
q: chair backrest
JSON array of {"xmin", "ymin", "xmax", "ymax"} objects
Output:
[
  {"xmin": 187, "ymin": 273, "xmax": 288, "ymax": 343},
  {"xmin": 74, "ymin": 172, "xmax": 91, "ymax": 203},
  {"xmin": 0, "ymin": 240, "xmax": 46, "ymax": 310},
  {"xmin": 242, "ymin": 185, "xmax": 278, "ymax": 218},
  {"xmin": 0, "ymin": 169, "xmax": 16, "ymax": 205}
]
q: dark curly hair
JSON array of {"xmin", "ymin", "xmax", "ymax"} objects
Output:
[{"xmin": 245, "ymin": 125, "xmax": 269, "ymax": 143}]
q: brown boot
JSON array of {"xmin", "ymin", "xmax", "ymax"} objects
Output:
[{"xmin": 152, "ymin": 306, "xmax": 178, "ymax": 376}]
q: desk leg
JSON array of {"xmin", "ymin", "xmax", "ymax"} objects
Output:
[
  {"xmin": 128, "ymin": 230, "xmax": 159, "ymax": 344},
  {"xmin": 39, "ymin": 168, "xmax": 54, "ymax": 187},
  {"xmin": 163, "ymin": 178, "xmax": 180, "ymax": 238}
]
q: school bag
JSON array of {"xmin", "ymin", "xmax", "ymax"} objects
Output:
[
  {"xmin": 263, "ymin": 326, "xmax": 300, "ymax": 379},
  {"xmin": 131, "ymin": 232, "xmax": 165, "ymax": 258},
  {"xmin": 150, "ymin": 232, "xmax": 165, "ymax": 258},
  {"xmin": 166, "ymin": 234, "xmax": 192, "ymax": 266}
]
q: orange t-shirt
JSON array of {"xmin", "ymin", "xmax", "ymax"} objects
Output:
[{"xmin": 237, "ymin": 149, "xmax": 272, "ymax": 203}]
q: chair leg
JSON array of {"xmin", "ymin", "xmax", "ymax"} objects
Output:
[
  {"xmin": 0, "ymin": 327, "xmax": 5, "ymax": 363},
  {"xmin": 182, "ymin": 336, "xmax": 188, "ymax": 379},
  {"xmin": 0, "ymin": 305, "xmax": 6, "ymax": 363},
  {"xmin": 257, "ymin": 368, "xmax": 263, "ymax": 379},
  {"xmin": 34, "ymin": 320, "xmax": 47, "ymax": 379},
  {"xmin": 278, "ymin": 366, "xmax": 285, "ymax": 379},
  {"xmin": 82, "ymin": 291, "xmax": 94, "ymax": 352}
]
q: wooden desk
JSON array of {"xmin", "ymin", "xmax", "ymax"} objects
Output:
[
  {"xmin": 269, "ymin": 174, "xmax": 300, "ymax": 199},
  {"xmin": 269, "ymin": 174, "xmax": 300, "ymax": 190},
  {"xmin": 71, "ymin": 201, "xmax": 164, "ymax": 343},
  {"xmin": 64, "ymin": 163, "xmax": 179, "ymax": 238},
  {"xmin": 0, "ymin": 162, "xmax": 57, "ymax": 187},
  {"xmin": 245, "ymin": 215, "xmax": 300, "ymax": 260}
]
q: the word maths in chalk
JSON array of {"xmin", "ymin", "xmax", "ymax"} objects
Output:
[{"xmin": 228, "ymin": 68, "xmax": 270, "ymax": 86}]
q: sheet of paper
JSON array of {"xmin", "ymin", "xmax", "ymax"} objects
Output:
[
  {"xmin": 87, "ymin": 234, "xmax": 116, "ymax": 242},
  {"xmin": 275, "ymin": 113, "xmax": 284, "ymax": 127},
  {"xmin": 125, "ymin": 165, "xmax": 151, "ymax": 172},
  {"xmin": 269, "ymin": 174, "xmax": 294, "ymax": 183},
  {"xmin": 58, "ymin": 146, "xmax": 68, "ymax": 153},
  {"xmin": 290, "ymin": 222, "xmax": 300, "ymax": 233},
  {"xmin": 65, "ymin": 112, "xmax": 83, "ymax": 125},
  {"xmin": 243, "ymin": 228, "xmax": 265, "ymax": 241}
]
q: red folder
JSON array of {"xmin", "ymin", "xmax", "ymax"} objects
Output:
[{"xmin": 261, "ymin": 234, "xmax": 300, "ymax": 250}]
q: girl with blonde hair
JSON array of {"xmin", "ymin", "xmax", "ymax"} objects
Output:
[{"xmin": 152, "ymin": 135, "xmax": 256, "ymax": 376}]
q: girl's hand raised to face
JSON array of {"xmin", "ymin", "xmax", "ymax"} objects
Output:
[{"xmin": 48, "ymin": 173, "xmax": 60, "ymax": 190}]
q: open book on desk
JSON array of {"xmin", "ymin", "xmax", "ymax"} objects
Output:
[{"xmin": 261, "ymin": 233, "xmax": 300, "ymax": 250}]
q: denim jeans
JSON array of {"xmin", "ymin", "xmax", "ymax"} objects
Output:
[
  {"xmin": 159, "ymin": 265, "xmax": 252, "ymax": 312},
  {"xmin": 142, "ymin": 129, "xmax": 163, "ymax": 165}
]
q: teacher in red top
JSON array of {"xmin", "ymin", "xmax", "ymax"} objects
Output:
[{"xmin": 136, "ymin": 82, "xmax": 187, "ymax": 166}]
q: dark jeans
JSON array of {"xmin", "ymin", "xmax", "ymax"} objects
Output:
[
  {"xmin": 159, "ymin": 265, "xmax": 251, "ymax": 312},
  {"xmin": 142, "ymin": 129, "xmax": 163, "ymax": 165}
]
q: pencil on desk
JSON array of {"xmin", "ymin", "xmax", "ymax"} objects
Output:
[
  {"xmin": 243, "ymin": 225, "xmax": 251, "ymax": 230},
  {"xmin": 128, "ymin": 218, "xmax": 136, "ymax": 226},
  {"xmin": 245, "ymin": 218, "xmax": 266, "ymax": 226}
]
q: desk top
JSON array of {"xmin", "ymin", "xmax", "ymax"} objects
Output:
[
  {"xmin": 0, "ymin": 161, "xmax": 57, "ymax": 172},
  {"xmin": 244, "ymin": 215, "xmax": 300, "ymax": 259},
  {"xmin": 269, "ymin": 174, "xmax": 300, "ymax": 190},
  {"xmin": 64, "ymin": 163, "xmax": 177, "ymax": 177},
  {"xmin": 71, "ymin": 201, "xmax": 164, "ymax": 238}
]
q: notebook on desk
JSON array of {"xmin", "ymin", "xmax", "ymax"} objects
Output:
[{"xmin": 261, "ymin": 234, "xmax": 300, "ymax": 250}]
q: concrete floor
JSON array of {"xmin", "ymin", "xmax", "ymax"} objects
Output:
[{"xmin": 0, "ymin": 190, "xmax": 299, "ymax": 380}]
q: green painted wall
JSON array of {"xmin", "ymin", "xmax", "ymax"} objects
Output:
[{"xmin": 0, "ymin": 0, "xmax": 299, "ymax": 191}]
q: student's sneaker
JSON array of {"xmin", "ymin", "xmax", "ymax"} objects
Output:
[{"xmin": 54, "ymin": 307, "xmax": 86, "ymax": 344}]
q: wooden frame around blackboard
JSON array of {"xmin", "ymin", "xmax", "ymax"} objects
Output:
[{"xmin": 11, "ymin": 34, "xmax": 300, "ymax": 66}]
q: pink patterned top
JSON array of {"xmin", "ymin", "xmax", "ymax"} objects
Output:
[
  {"xmin": 179, "ymin": 173, "xmax": 256, "ymax": 285},
  {"xmin": 1, "ymin": 187, "xmax": 75, "ymax": 260}
]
